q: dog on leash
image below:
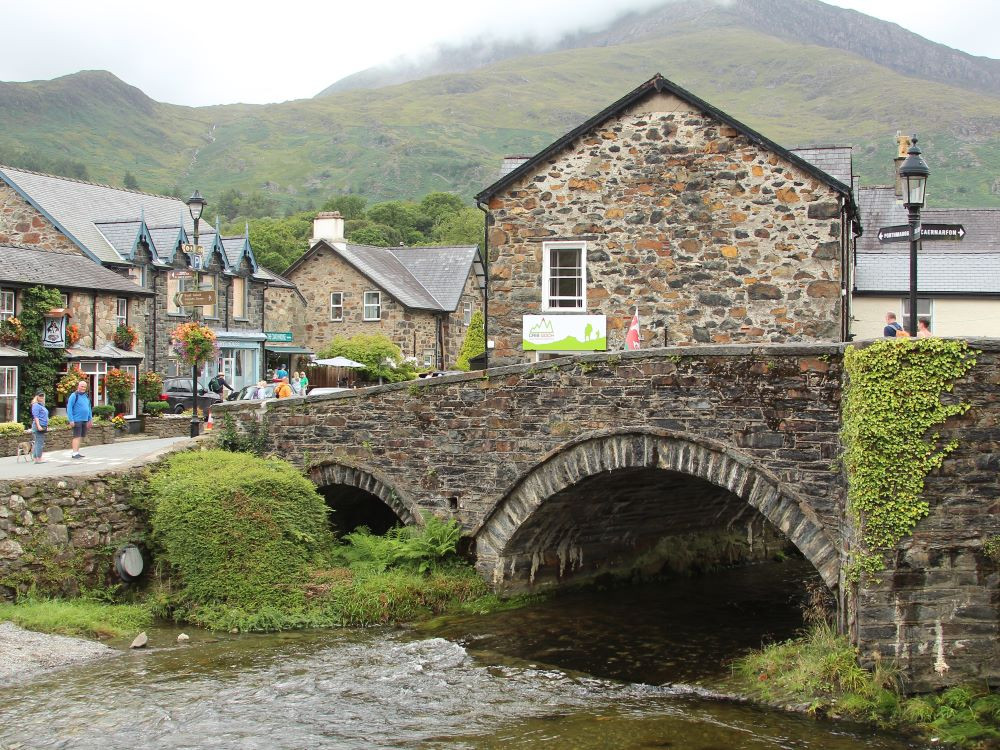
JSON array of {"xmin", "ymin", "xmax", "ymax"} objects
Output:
[{"xmin": 16, "ymin": 441, "xmax": 33, "ymax": 463}]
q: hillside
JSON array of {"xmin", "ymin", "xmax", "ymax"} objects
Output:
[{"xmin": 1, "ymin": 6, "xmax": 999, "ymax": 210}]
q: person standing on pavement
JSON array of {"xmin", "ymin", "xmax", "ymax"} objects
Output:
[
  {"xmin": 30, "ymin": 390, "xmax": 49, "ymax": 464},
  {"xmin": 67, "ymin": 379, "xmax": 93, "ymax": 459}
]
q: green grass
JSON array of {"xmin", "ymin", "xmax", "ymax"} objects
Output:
[
  {"xmin": 733, "ymin": 624, "xmax": 1000, "ymax": 748},
  {"xmin": 0, "ymin": 597, "xmax": 153, "ymax": 639}
]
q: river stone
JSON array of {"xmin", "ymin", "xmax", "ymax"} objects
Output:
[
  {"xmin": 177, "ymin": 633, "xmax": 190, "ymax": 643},
  {"xmin": 0, "ymin": 540, "xmax": 23, "ymax": 559},
  {"xmin": 130, "ymin": 632, "xmax": 148, "ymax": 649},
  {"xmin": 46, "ymin": 525, "xmax": 69, "ymax": 546}
]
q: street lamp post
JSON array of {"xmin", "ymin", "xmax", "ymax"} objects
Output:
[
  {"xmin": 898, "ymin": 136, "xmax": 930, "ymax": 337},
  {"xmin": 186, "ymin": 190, "xmax": 207, "ymax": 438}
]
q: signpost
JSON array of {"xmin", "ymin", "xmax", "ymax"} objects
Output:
[
  {"xmin": 265, "ymin": 331, "xmax": 293, "ymax": 343},
  {"xmin": 168, "ymin": 269, "xmax": 195, "ymax": 280},
  {"xmin": 878, "ymin": 223, "xmax": 964, "ymax": 243},
  {"xmin": 174, "ymin": 290, "xmax": 217, "ymax": 308},
  {"xmin": 181, "ymin": 243, "xmax": 204, "ymax": 255}
]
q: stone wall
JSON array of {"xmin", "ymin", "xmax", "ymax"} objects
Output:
[
  {"xmin": 485, "ymin": 91, "xmax": 849, "ymax": 365},
  {"xmin": 0, "ymin": 415, "xmax": 191, "ymax": 457},
  {"xmin": 0, "ymin": 182, "xmax": 83, "ymax": 255}
]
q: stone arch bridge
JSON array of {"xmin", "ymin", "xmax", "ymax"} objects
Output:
[{"xmin": 215, "ymin": 342, "xmax": 999, "ymax": 690}]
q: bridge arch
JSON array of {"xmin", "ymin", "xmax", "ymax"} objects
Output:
[
  {"xmin": 308, "ymin": 460, "xmax": 423, "ymax": 532},
  {"xmin": 474, "ymin": 429, "xmax": 840, "ymax": 591}
]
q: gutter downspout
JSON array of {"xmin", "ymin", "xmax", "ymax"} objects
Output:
[
  {"xmin": 476, "ymin": 199, "xmax": 490, "ymax": 369},
  {"xmin": 151, "ymin": 267, "xmax": 157, "ymax": 371},
  {"xmin": 261, "ymin": 279, "xmax": 268, "ymax": 381},
  {"xmin": 91, "ymin": 293, "xmax": 98, "ymax": 349},
  {"xmin": 437, "ymin": 314, "xmax": 445, "ymax": 371}
]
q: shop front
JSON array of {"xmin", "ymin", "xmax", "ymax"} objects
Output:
[
  {"xmin": 264, "ymin": 331, "xmax": 313, "ymax": 380},
  {"xmin": 0, "ymin": 346, "xmax": 26, "ymax": 422},
  {"xmin": 210, "ymin": 331, "xmax": 265, "ymax": 392}
]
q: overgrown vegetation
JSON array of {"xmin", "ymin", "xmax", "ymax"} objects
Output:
[
  {"xmin": 455, "ymin": 310, "xmax": 485, "ymax": 371},
  {"xmin": 144, "ymin": 450, "xmax": 493, "ymax": 631},
  {"xmin": 734, "ymin": 625, "xmax": 1000, "ymax": 748},
  {"xmin": 840, "ymin": 339, "xmax": 977, "ymax": 577},
  {"xmin": 16, "ymin": 286, "xmax": 65, "ymax": 424},
  {"xmin": 0, "ymin": 596, "xmax": 152, "ymax": 639},
  {"xmin": 316, "ymin": 333, "xmax": 418, "ymax": 383}
]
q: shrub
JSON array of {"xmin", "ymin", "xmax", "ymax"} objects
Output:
[
  {"xmin": 137, "ymin": 371, "xmax": 163, "ymax": 405},
  {"xmin": 0, "ymin": 421, "xmax": 26, "ymax": 437},
  {"xmin": 143, "ymin": 401, "xmax": 169, "ymax": 417},
  {"xmin": 47, "ymin": 415, "xmax": 70, "ymax": 430},
  {"xmin": 92, "ymin": 404, "xmax": 115, "ymax": 420},
  {"xmin": 57, "ymin": 367, "xmax": 87, "ymax": 399},
  {"xmin": 105, "ymin": 367, "xmax": 135, "ymax": 405},
  {"xmin": 149, "ymin": 450, "xmax": 335, "ymax": 624},
  {"xmin": 455, "ymin": 310, "xmax": 485, "ymax": 371}
]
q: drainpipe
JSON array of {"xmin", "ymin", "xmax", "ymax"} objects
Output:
[
  {"xmin": 436, "ymin": 314, "xmax": 445, "ymax": 371},
  {"xmin": 475, "ymin": 199, "xmax": 490, "ymax": 369},
  {"xmin": 91, "ymin": 293, "xmax": 98, "ymax": 349},
  {"xmin": 151, "ymin": 269, "xmax": 157, "ymax": 371},
  {"xmin": 261, "ymin": 280, "xmax": 267, "ymax": 381}
]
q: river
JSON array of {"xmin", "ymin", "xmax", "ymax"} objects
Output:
[{"xmin": 0, "ymin": 560, "xmax": 920, "ymax": 749}]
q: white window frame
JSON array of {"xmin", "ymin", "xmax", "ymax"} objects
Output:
[
  {"xmin": 330, "ymin": 292, "xmax": 344, "ymax": 322},
  {"xmin": 60, "ymin": 293, "xmax": 69, "ymax": 309},
  {"xmin": 542, "ymin": 241, "xmax": 587, "ymax": 311},
  {"xmin": 115, "ymin": 297, "xmax": 128, "ymax": 328},
  {"xmin": 900, "ymin": 297, "xmax": 933, "ymax": 331},
  {"xmin": 122, "ymin": 364, "xmax": 138, "ymax": 419},
  {"xmin": 463, "ymin": 301, "xmax": 473, "ymax": 326},
  {"xmin": 167, "ymin": 275, "xmax": 191, "ymax": 316},
  {"xmin": 232, "ymin": 276, "xmax": 248, "ymax": 320},
  {"xmin": 0, "ymin": 289, "xmax": 13, "ymax": 321},
  {"xmin": 363, "ymin": 291, "xmax": 382, "ymax": 321},
  {"xmin": 128, "ymin": 265, "xmax": 146, "ymax": 288},
  {"xmin": 0, "ymin": 365, "xmax": 17, "ymax": 422}
]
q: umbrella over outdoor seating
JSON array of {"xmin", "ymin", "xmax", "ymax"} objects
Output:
[{"xmin": 312, "ymin": 356, "xmax": 366, "ymax": 368}]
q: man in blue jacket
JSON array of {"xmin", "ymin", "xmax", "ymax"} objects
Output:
[{"xmin": 66, "ymin": 379, "xmax": 93, "ymax": 459}]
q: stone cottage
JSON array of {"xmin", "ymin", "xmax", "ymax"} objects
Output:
[
  {"xmin": 281, "ymin": 212, "xmax": 485, "ymax": 370},
  {"xmin": 0, "ymin": 166, "xmax": 300, "ymax": 399},
  {"xmin": 475, "ymin": 74, "xmax": 860, "ymax": 365}
]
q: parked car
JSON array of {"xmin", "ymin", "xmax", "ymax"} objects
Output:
[
  {"xmin": 160, "ymin": 377, "xmax": 223, "ymax": 414},
  {"xmin": 228, "ymin": 383, "xmax": 277, "ymax": 401},
  {"xmin": 306, "ymin": 387, "xmax": 350, "ymax": 396}
]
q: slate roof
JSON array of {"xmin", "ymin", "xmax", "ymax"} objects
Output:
[
  {"xmin": 94, "ymin": 220, "xmax": 144, "ymax": 259},
  {"xmin": 855, "ymin": 253, "xmax": 1000, "ymax": 295},
  {"xmin": 0, "ymin": 245, "xmax": 152, "ymax": 296},
  {"xmin": 286, "ymin": 242, "xmax": 482, "ymax": 312},
  {"xmin": 788, "ymin": 146, "xmax": 854, "ymax": 188},
  {"xmin": 857, "ymin": 186, "xmax": 1000, "ymax": 254},
  {"xmin": 476, "ymin": 74, "xmax": 857, "ymax": 221},
  {"xmin": 0, "ymin": 166, "xmax": 197, "ymax": 264}
]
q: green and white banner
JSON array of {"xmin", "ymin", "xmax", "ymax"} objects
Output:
[{"xmin": 522, "ymin": 315, "xmax": 607, "ymax": 352}]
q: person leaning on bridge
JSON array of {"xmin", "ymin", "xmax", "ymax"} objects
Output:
[
  {"xmin": 883, "ymin": 312, "xmax": 905, "ymax": 337},
  {"xmin": 275, "ymin": 376, "xmax": 293, "ymax": 399},
  {"xmin": 917, "ymin": 318, "xmax": 933, "ymax": 338}
]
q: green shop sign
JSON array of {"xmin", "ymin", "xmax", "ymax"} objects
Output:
[
  {"xmin": 265, "ymin": 331, "xmax": 293, "ymax": 343},
  {"xmin": 522, "ymin": 314, "xmax": 607, "ymax": 352}
]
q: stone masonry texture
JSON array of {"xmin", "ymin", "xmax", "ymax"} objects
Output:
[
  {"xmin": 215, "ymin": 340, "xmax": 1000, "ymax": 689},
  {"xmin": 485, "ymin": 92, "xmax": 849, "ymax": 364}
]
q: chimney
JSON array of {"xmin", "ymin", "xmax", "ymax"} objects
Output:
[
  {"xmin": 893, "ymin": 131, "xmax": 911, "ymax": 200},
  {"xmin": 311, "ymin": 211, "xmax": 345, "ymax": 245}
]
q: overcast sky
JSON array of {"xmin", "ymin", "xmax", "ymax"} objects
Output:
[{"xmin": 2, "ymin": 0, "xmax": 996, "ymax": 106}]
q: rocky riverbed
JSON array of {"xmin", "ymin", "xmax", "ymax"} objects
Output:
[{"xmin": 0, "ymin": 621, "xmax": 116, "ymax": 685}]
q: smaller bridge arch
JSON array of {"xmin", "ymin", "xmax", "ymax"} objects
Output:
[
  {"xmin": 475, "ymin": 429, "xmax": 841, "ymax": 591},
  {"xmin": 309, "ymin": 460, "xmax": 423, "ymax": 532}
]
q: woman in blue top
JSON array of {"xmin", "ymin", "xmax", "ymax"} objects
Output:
[{"xmin": 30, "ymin": 390, "xmax": 49, "ymax": 464}]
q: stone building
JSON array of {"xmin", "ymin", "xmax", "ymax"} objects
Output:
[
  {"xmin": 0, "ymin": 166, "xmax": 298, "ymax": 399},
  {"xmin": 281, "ymin": 212, "xmax": 485, "ymax": 369},
  {"xmin": 475, "ymin": 74, "xmax": 860, "ymax": 365},
  {"xmin": 0, "ymin": 245, "xmax": 152, "ymax": 419},
  {"xmin": 851, "ymin": 135, "xmax": 1000, "ymax": 338}
]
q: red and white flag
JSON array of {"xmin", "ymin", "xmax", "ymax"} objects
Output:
[{"xmin": 625, "ymin": 307, "xmax": 641, "ymax": 350}]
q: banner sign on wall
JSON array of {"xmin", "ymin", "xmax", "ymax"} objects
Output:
[
  {"xmin": 522, "ymin": 315, "xmax": 607, "ymax": 352},
  {"xmin": 42, "ymin": 315, "xmax": 66, "ymax": 349}
]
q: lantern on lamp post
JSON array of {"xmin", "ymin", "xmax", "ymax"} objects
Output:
[
  {"xmin": 898, "ymin": 136, "xmax": 930, "ymax": 337},
  {"xmin": 185, "ymin": 190, "xmax": 208, "ymax": 438}
]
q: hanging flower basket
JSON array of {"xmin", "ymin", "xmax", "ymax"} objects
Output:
[
  {"xmin": 57, "ymin": 367, "xmax": 87, "ymax": 399},
  {"xmin": 105, "ymin": 367, "xmax": 135, "ymax": 406},
  {"xmin": 113, "ymin": 324, "xmax": 138, "ymax": 350},
  {"xmin": 170, "ymin": 322, "xmax": 218, "ymax": 367},
  {"xmin": 0, "ymin": 317, "xmax": 25, "ymax": 346},
  {"xmin": 66, "ymin": 322, "xmax": 81, "ymax": 347}
]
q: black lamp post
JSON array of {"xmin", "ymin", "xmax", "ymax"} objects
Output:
[
  {"xmin": 898, "ymin": 136, "xmax": 930, "ymax": 337},
  {"xmin": 186, "ymin": 190, "xmax": 207, "ymax": 438}
]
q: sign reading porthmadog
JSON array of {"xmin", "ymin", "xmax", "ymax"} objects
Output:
[{"xmin": 878, "ymin": 223, "xmax": 965, "ymax": 243}]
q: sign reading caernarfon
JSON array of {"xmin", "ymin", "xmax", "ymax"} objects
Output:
[
  {"xmin": 42, "ymin": 314, "xmax": 66, "ymax": 349},
  {"xmin": 522, "ymin": 315, "xmax": 607, "ymax": 352}
]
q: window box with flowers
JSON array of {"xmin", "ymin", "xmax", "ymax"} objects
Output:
[
  {"xmin": 0, "ymin": 317, "xmax": 25, "ymax": 347},
  {"xmin": 113, "ymin": 324, "xmax": 138, "ymax": 351}
]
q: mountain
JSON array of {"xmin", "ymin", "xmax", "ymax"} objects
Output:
[
  {"xmin": 1, "ymin": 0, "xmax": 999, "ymax": 211},
  {"xmin": 319, "ymin": 0, "xmax": 1000, "ymax": 98}
]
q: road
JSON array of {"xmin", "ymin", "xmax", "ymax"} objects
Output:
[{"xmin": 0, "ymin": 436, "xmax": 191, "ymax": 479}]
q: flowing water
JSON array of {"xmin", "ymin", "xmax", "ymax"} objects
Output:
[{"xmin": 0, "ymin": 560, "xmax": 920, "ymax": 749}]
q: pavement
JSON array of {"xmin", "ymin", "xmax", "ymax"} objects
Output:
[{"xmin": 0, "ymin": 436, "xmax": 192, "ymax": 480}]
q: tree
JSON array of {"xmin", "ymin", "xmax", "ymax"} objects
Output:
[
  {"xmin": 123, "ymin": 171, "xmax": 139, "ymax": 190},
  {"xmin": 321, "ymin": 194, "xmax": 367, "ymax": 220},
  {"xmin": 432, "ymin": 206, "xmax": 484, "ymax": 247},
  {"xmin": 347, "ymin": 222, "xmax": 399, "ymax": 247},
  {"xmin": 317, "ymin": 334, "xmax": 408, "ymax": 382},
  {"xmin": 16, "ymin": 286, "xmax": 65, "ymax": 423},
  {"xmin": 455, "ymin": 311, "xmax": 485, "ymax": 371},
  {"xmin": 420, "ymin": 192, "xmax": 465, "ymax": 225}
]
